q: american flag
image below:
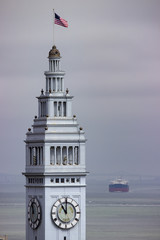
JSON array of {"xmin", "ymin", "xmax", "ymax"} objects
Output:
[{"xmin": 55, "ymin": 13, "xmax": 68, "ymax": 28}]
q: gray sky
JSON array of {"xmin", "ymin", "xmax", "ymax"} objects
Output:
[{"xmin": 0, "ymin": 0, "xmax": 160, "ymax": 176}]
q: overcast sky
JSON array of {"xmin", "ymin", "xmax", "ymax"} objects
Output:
[{"xmin": 0, "ymin": 0, "xmax": 160, "ymax": 177}]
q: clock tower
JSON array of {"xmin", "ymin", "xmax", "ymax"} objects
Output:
[{"xmin": 24, "ymin": 45, "xmax": 87, "ymax": 240}]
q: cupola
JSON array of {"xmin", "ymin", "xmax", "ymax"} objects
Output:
[{"xmin": 48, "ymin": 45, "xmax": 61, "ymax": 58}]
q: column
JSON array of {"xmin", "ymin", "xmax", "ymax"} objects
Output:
[
  {"xmin": 49, "ymin": 61, "xmax": 51, "ymax": 71},
  {"xmin": 61, "ymin": 78, "xmax": 62, "ymax": 91},
  {"xmin": 41, "ymin": 102, "xmax": 43, "ymax": 117},
  {"xmin": 38, "ymin": 101, "xmax": 40, "ymax": 118},
  {"xmin": 26, "ymin": 146, "xmax": 28, "ymax": 166},
  {"xmin": 41, "ymin": 102, "xmax": 44, "ymax": 117},
  {"xmin": 37, "ymin": 147, "xmax": 39, "ymax": 165},
  {"xmin": 67, "ymin": 147, "xmax": 68, "ymax": 165},
  {"xmin": 57, "ymin": 102, "xmax": 59, "ymax": 117},
  {"xmin": 59, "ymin": 102, "xmax": 62, "ymax": 117},
  {"xmin": 61, "ymin": 102, "xmax": 63, "ymax": 117},
  {"xmin": 57, "ymin": 77, "xmax": 59, "ymax": 91},
  {"xmin": 55, "ymin": 60, "xmax": 58, "ymax": 71},
  {"xmin": 47, "ymin": 78, "xmax": 49, "ymax": 92},
  {"xmin": 53, "ymin": 60, "xmax": 56, "ymax": 72},
  {"xmin": 58, "ymin": 77, "xmax": 60, "ymax": 91},
  {"xmin": 59, "ymin": 77, "xmax": 62, "ymax": 91},
  {"xmin": 44, "ymin": 102, "xmax": 46, "ymax": 116},
  {"xmin": 51, "ymin": 78, "xmax": 53, "ymax": 92},
  {"xmin": 54, "ymin": 146, "xmax": 56, "ymax": 165},
  {"xmin": 56, "ymin": 147, "xmax": 58, "ymax": 164},
  {"xmin": 59, "ymin": 60, "xmax": 61, "ymax": 71},
  {"xmin": 62, "ymin": 77, "xmax": 64, "ymax": 92},
  {"xmin": 55, "ymin": 78, "xmax": 57, "ymax": 92},
  {"xmin": 32, "ymin": 147, "xmax": 34, "ymax": 165},
  {"xmin": 35, "ymin": 147, "xmax": 38, "ymax": 165},
  {"xmin": 52, "ymin": 60, "xmax": 54, "ymax": 72},
  {"xmin": 53, "ymin": 78, "xmax": 55, "ymax": 91},
  {"xmin": 29, "ymin": 147, "xmax": 32, "ymax": 165},
  {"xmin": 47, "ymin": 99, "xmax": 52, "ymax": 116},
  {"xmin": 60, "ymin": 146, "xmax": 62, "ymax": 165},
  {"xmin": 40, "ymin": 147, "xmax": 43, "ymax": 165},
  {"xmin": 49, "ymin": 78, "xmax": 51, "ymax": 91},
  {"xmin": 72, "ymin": 146, "xmax": 74, "ymax": 165},
  {"xmin": 39, "ymin": 147, "xmax": 41, "ymax": 165}
]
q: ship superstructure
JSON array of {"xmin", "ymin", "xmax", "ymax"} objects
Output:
[{"xmin": 109, "ymin": 178, "xmax": 129, "ymax": 192}]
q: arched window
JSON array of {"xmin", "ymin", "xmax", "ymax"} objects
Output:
[
  {"xmin": 50, "ymin": 147, "xmax": 55, "ymax": 165},
  {"xmin": 62, "ymin": 147, "xmax": 67, "ymax": 165}
]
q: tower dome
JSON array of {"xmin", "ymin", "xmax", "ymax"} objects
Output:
[{"xmin": 48, "ymin": 45, "xmax": 61, "ymax": 58}]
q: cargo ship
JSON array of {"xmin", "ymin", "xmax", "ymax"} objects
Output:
[{"xmin": 109, "ymin": 178, "xmax": 129, "ymax": 192}]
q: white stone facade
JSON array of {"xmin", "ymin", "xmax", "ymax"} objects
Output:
[{"xmin": 24, "ymin": 46, "xmax": 87, "ymax": 240}]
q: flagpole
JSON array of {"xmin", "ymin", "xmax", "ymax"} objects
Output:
[{"xmin": 53, "ymin": 9, "xmax": 55, "ymax": 46}]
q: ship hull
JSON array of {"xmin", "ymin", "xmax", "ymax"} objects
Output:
[{"xmin": 109, "ymin": 184, "xmax": 129, "ymax": 192}]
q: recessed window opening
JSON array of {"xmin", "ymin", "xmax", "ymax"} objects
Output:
[
  {"xmin": 56, "ymin": 147, "xmax": 61, "ymax": 165},
  {"xmin": 49, "ymin": 78, "xmax": 51, "ymax": 91},
  {"xmin": 56, "ymin": 178, "xmax": 59, "ymax": 183},
  {"xmin": 62, "ymin": 147, "xmax": 67, "ymax": 165},
  {"xmin": 74, "ymin": 146, "xmax": 79, "ymax": 165},
  {"xmin": 71, "ymin": 178, "xmax": 75, "ymax": 183},
  {"xmin": 54, "ymin": 102, "xmax": 57, "ymax": 116},
  {"xmin": 53, "ymin": 77, "xmax": 55, "ymax": 91},
  {"xmin": 50, "ymin": 147, "xmax": 55, "ymax": 165},
  {"xmin": 61, "ymin": 178, "xmax": 65, "ymax": 183},
  {"xmin": 68, "ymin": 147, "xmax": 73, "ymax": 165},
  {"xmin": 63, "ymin": 102, "xmax": 66, "ymax": 116}
]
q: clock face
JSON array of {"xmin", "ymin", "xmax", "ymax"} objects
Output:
[
  {"xmin": 28, "ymin": 198, "xmax": 41, "ymax": 229},
  {"xmin": 51, "ymin": 197, "xmax": 80, "ymax": 229}
]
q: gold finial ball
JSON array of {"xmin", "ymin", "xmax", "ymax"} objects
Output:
[{"xmin": 48, "ymin": 45, "xmax": 61, "ymax": 58}]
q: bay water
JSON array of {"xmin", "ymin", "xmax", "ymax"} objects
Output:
[{"xmin": 0, "ymin": 183, "xmax": 160, "ymax": 240}]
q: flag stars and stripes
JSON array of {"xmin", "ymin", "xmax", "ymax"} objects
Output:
[{"xmin": 55, "ymin": 13, "xmax": 68, "ymax": 28}]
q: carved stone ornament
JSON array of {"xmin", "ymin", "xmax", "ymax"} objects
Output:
[{"xmin": 48, "ymin": 45, "xmax": 61, "ymax": 58}]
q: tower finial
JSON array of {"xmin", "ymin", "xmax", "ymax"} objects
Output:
[{"xmin": 48, "ymin": 45, "xmax": 61, "ymax": 58}]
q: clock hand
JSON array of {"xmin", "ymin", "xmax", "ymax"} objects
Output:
[
  {"xmin": 65, "ymin": 198, "xmax": 67, "ymax": 214},
  {"xmin": 61, "ymin": 204, "xmax": 67, "ymax": 214},
  {"xmin": 32, "ymin": 206, "xmax": 34, "ymax": 215}
]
